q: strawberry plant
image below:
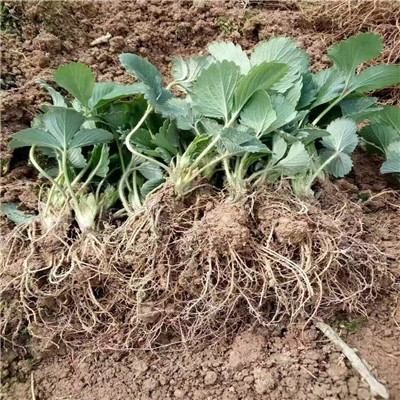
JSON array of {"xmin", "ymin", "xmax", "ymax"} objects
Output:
[
  {"xmin": 360, "ymin": 105, "xmax": 400, "ymax": 179},
  {"xmin": 9, "ymin": 33, "xmax": 400, "ymax": 227}
]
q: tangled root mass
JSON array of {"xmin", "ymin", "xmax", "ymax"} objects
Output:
[{"xmin": 0, "ymin": 186, "xmax": 391, "ymax": 350}]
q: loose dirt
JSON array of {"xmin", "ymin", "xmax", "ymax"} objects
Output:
[{"xmin": 1, "ymin": 1, "xmax": 400, "ymax": 399}]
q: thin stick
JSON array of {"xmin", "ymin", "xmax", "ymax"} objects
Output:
[
  {"xmin": 315, "ymin": 320, "xmax": 389, "ymax": 400},
  {"xmin": 31, "ymin": 372, "xmax": 36, "ymax": 400}
]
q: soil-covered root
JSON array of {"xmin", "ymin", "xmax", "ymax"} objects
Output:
[{"xmin": 1, "ymin": 185, "xmax": 392, "ymax": 350}]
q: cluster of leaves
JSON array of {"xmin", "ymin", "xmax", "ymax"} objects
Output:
[{"xmin": 7, "ymin": 33, "xmax": 400, "ymax": 230}]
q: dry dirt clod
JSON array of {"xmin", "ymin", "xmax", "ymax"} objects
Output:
[
  {"xmin": 204, "ymin": 370, "xmax": 218, "ymax": 385},
  {"xmin": 228, "ymin": 332, "xmax": 266, "ymax": 369},
  {"xmin": 90, "ymin": 32, "xmax": 112, "ymax": 46}
]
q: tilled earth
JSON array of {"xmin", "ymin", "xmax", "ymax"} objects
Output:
[{"xmin": 1, "ymin": 1, "xmax": 400, "ymax": 399}]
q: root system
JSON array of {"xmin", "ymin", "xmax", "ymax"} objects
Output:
[{"xmin": 1, "ymin": 185, "xmax": 392, "ymax": 351}]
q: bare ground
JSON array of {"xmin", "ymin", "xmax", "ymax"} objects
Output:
[{"xmin": 1, "ymin": 1, "xmax": 400, "ymax": 399}]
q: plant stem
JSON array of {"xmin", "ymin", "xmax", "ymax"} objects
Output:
[
  {"xmin": 61, "ymin": 149, "xmax": 82, "ymax": 221},
  {"xmin": 116, "ymin": 140, "xmax": 132, "ymax": 192},
  {"xmin": 118, "ymin": 158, "xmax": 135, "ymax": 214},
  {"xmin": 190, "ymin": 135, "xmax": 220, "ymax": 170},
  {"xmin": 307, "ymin": 151, "xmax": 338, "ymax": 188},
  {"xmin": 78, "ymin": 145, "xmax": 107, "ymax": 194},
  {"xmin": 29, "ymin": 146, "xmax": 68, "ymax": 200},
  {"xmin": 125, "ymin": 106, "xmax": 171, "ymax": 173},
  {"xmin": 312, "ymin": 94, "xmax": 346, "ymax": 125}
]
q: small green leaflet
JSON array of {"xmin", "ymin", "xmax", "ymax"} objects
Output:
[
  {"xmin": 311, "ymin": 68, "xmax": 345, "ymax": 109},
  {"xmin": 274, "ymin": 141, "xmax": 311, "ymax": 176},
  {"xmin": 295, "ymin": 127, "xmax": 329, "ymax": 146},
  {"xmin": 298, "ymin": 71, "xmax": 318, "ymax": 109},
  {"xmin": 208, "ymin": 42, "xmax": 251, "ymax": 75},
  {"xmin": 53, "ymin": 63, "xmax": 95, "ymax": 107},
  {"xmin": 191, "ymin": 60, "xmax": 241, "ymax": 121},
  {"xmin": 320, "ymin": 118, "xmax": 358, "ymax": 177},
  {"xmin": 240, "ymin": 90, "xmax": 276, "ymax": 135},
  {"xmin": 137, "ymin": 161, "xmax": 164, "ymax": 181},
  {"xmin": 328, "ymin": 33, "xmax": 383, "ymax": 86},
  {"xmin": 340, "ymin": 96, "xmax": 382, "ymax": 123},
  {"xmin": 271, "ymin": 136, "xmax": 287, "ymax": 163},
  {"xmin": 69, "ymin": 147, "xmax": 87, "ymax": 168},
  {"xmin": 45, "ymin": 108, "xmax": 85, "ymax": 148},
  {"xmin": 1, "ymin": 203, "xmax": 36, "ymax": 225},
  {"xmin": 218, "ymin": 127, "xmax": 269, "ymax": 155},
  {"xmin": 141, "ymin": 178, "xmax": 165, "ymax": 198},
  {"xmin": 88, "ymin": 82, "xmax": 143, "ymax": 110},
  {"xmin": 371, "ymin": 105, "xmax": 400, "ymax": 132},
  {"xmin": 89, "ymin": 144, "xmax": 110, "ymax": 178},
  {"xmin": 350, "ymin": 65, "xmax": 400, "ymax": 92},
  {"xmin": 381, "ymin": 142, "xmax": 400, "ymax": 174},
  {"xmin": 152, "ymin": 120, "xmax": 180, "ymax": 155},
  {"xmin": 250, "ymin": 37, "xmax": 309, "ymax": 93},
  {"xmin": 172, "ymin": 56, "xmax": 213, "ymax": 90},
  {"xmin": 265, "ymin": 94, "xmax": 297, "ymax": 134},
  {"xmin": 119, "ymin": 53, "xmax": 163, "ymax": 97},
  {"xmin": 251, "ymin": 37, "xmax": 309, "ymax": 71},
  {"xmin": 120, "ymin": 54, "xmax": 186, "ymax": 119},
  {"xmin": 360, "ymin": 124, "xmax": 398, "ymax": 155},
  {"xmin": 69, "ymin": 128, "xmax": 113, "ymax": 149},
  {"xmin": 233, "ymin": 62, "xmax": 289, "ymax": 115},
  {"xmin": 37, "ymin": 79, "xmax": 68, "ymax": 107}
]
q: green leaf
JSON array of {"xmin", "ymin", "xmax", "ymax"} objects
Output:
[
  {"xmin": 218, "ymin": 127, "xmax": 269, "ymax": 155},
  {"xmin": 69, "ymin": 128, "xmax": 113, "ymax": 149},
  {"xmin": 130, "ymin": 128, "xmax": 156, "ymax": 150},
  {"xmin": 9, "ymin": 128, "xmax": 61, "ymax": 149},
  {"xmin": 350, "ymin": 65, "xmax": 400, "ymax": 92},
  {"xmin": 1, "ymin": 203, "xmax": 36, "ymax": 225},
  {"xmin": 44, "ymin": 108, "xmax": 85, "ymax": 149},
  {"xmin": 275, "ymin": 142, "xmax": 311, "ymax": 176},
  {"xmin": 141, "ymin": 178, "xmax": 165, "ymax": 198},
  {"xmin": 88, "ymin": 82, "xmax": 143, "ymax": 110},
  {"xmin": 250, "ymin": 37, "xmax": 309, "ymax": 93},
  {"xmin": 152, "ymin": 120, "xmax": 180, "ymax": 155},
  {"xmin": 320, "ymin": 150, "xmax": 353, "ymax": 178},
  {"xmin": 295, "ymin": 127, "xmax": 329, "ymax": 146},
  {"xmin": 381, "ymin": 141, "xmax": 400, "ymax": 174},
  {"xmin": 172, "ymin": 56, "xmax": 213, "ymax": 90},
  {"xmin": 322, "ymin": 118, "xmax": 358, "ymax": 154},
  {"xmin": 69, "ymin": 147, "xmax": 86, "ymax": 168},
  {"xmin": 311, "ymin": 68, "xmax": 345, "ymax": 108},
  {"xmin": 265, "ymin": 94, "xmax": 297, "ymax": 133},
  {"xmin": 53, "ymin": 62, "xmax": 95, "ymax": 107},
  {"xmin": 137, "ymin": 162, "xmax": 164, "ymax": 180},
  {"xmin": 371, "ymin": 106, "xmax": 400, "ymax": 131},
  {"xmin": 271, "ymin": 136, "xmax": 287, "ymax": 163},
  {"xmin": 327, "ymin": 33, "xmax": 383, "ymax": 84},
  {"xmin": 191, "ymin": 60, "xmax": 241, "ymax": 121},
  {"xmin": 119, "ymin": 53, "xmax": 163, "ymax": 97},
  {"xmin": 360, "ymin": 124, "xmax": 399, "ymax": 155},
  {"xmin": 184, "ymin": 134, "xmax": 212, "ymax": 158},
  {"xmin": 251, "ymin": 37, "xmax": 309, "ymax": 71},
  {"xmin": 298, "ymin": 71, "xmax": 319, "ymax": 109},
  {"xmin": 340, "ymin": 96, "xmax": 382, "ymax": 122},
  {"xmin": 240, "ymin": 90, "xmax": 276, "ymax": 135},
  {"xmin": 37, "ymin": 79, "xmax": 68, "ymax": 107},
  {"xmin": 320, "ymin": 118, "xmax": 358, "ymax": 177},
  {"xmin": 208, "ymin": 42, "xmax": 251, "ymax": 75},
  {"xmin": 233, "ymin": 62, "xmax": 289, "ymax": 115},
  {"xmin": 90, "ymin": 144, "xmax": 110, "ymax": 177}
]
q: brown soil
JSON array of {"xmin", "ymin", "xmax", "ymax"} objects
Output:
[{"xmin": 1, "ymin": 1, "xmax": 400, "ymax": 400}]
